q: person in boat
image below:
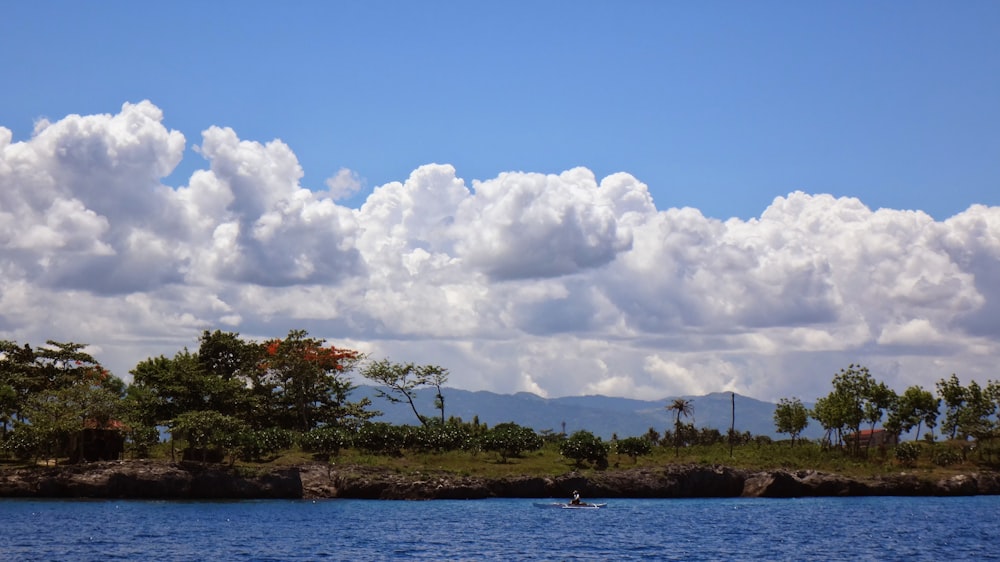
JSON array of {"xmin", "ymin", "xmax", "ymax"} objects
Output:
[{"xmin": 570, "ymin": 490, "xmax": 582, "ymax": 505}]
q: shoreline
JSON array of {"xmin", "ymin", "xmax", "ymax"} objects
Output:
[{"xmin": 2, "ymin": 460, "xmax": 998, "ymax": 500}]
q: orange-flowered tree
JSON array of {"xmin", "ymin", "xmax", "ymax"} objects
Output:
[{"xmin": 260, "ymin": 329, "xmax": 373, "ymax": 432}]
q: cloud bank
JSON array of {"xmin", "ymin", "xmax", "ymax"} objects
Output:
[{"xmin": 1, "ymin": 102, "xmax": 997, "ymax": 402}]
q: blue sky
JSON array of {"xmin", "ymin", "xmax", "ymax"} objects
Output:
[
  {"xmin": 4, "ymin": 2, "xmax": 998, "ymax": 220},
  {"xmin": 1, "ymin": 2, "xmax": 1000, "ymax": 402}
]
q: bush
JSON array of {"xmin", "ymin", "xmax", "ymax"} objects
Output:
[
  {"xmin": 2, "ymin": 425, "xmax": 42, "ymax": 461},
  {"xmin": 894, "ymin": 442, "xmax": 921, "ymax": 467},
  {"xmin": 125, "ymin": 425, "xmax": 160, "ymax": 459},
  {"xmin": 559, "ymin": 430, "xmax": 610, "ymax": 469},
  {"xmin": 239, "ymin": 428, "xmax": 296, "ymax": 462},
  {"xmin": 616, "ymin": 436, "xmax": 652, "ymax": 463},
  {"xmin": 301, "ymin": 427, "xmax": 351, "ymax": 460},
  {"xmin": 355, "ymin": 422, "xmax": 406, "ymax": 456},
  {"xmin": 934, "ymin": 448, "xmax": 962, "ymax": 467},
  {"xmin": 407, "ymin": 421, "xmax": 474, "ymax": 453},
  {"xmin": 170, "ymin": 410, "xmax": 247, "ymax": 463},
  {"xmin": 479, "ymin": 422, "xmax": 543, "ymax": 463}
]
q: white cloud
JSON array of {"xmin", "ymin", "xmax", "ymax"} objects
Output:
[
  {"xmin": 324, "ymin": 168, "xmax": 363, "ymax": 201},
  {"xmin": 453, "ymin": 168, "xmax": 633, "ymax": 280},
  {"xmin": 2, "ymin": 102, "xmax": 999, "ymax": 406}
]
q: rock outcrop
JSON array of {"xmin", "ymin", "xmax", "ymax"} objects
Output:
[
  {"xmin": 0, "ymin": 460, "xmax": 301, "ymax": 499},
  {"xmin": 2, "ymin": 461, "xmax": 998, "ymax": 500}
]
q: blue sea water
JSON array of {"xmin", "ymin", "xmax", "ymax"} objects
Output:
[{"xmin": 0, "ymin": 496, "xmax": 997, "ymax": 561}]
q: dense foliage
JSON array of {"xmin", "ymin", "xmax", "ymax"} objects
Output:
[
  {"xmin": 560, "ymin": 430, "xmax": 610, "ymax": 468},
  {"xmin": 2, "ymin": 334, "xmax": 999, "ymax": 473},
  {"xmin": 777, "ymin": 365, "xmax": 999, "ymax": 465}
]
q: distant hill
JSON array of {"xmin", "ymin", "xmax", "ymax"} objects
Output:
[{"xmin": 352, "ymin": 386, "xmax": 823, "ymax": 440}]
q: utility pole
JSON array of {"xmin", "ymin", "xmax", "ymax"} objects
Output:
[{"xmin": 729, "ymin": 392, "xmax": 736, "ymax": 458}]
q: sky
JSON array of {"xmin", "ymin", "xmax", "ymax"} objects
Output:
[{"xmin": 1, "ymin": 2, "xmax": 998, "ymax": 403}]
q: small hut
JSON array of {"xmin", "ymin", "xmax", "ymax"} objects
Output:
[{"xmin": 68, "ymin": 419, "xmax": 125, "ymax": 463}]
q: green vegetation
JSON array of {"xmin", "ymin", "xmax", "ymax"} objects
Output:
[
  {"xmin": 1, "ymin": 330, "xmax": 999, "ymax": 482},
  {"xmin": 559, "ymin": 430, "xmax": 609, "ymax": 469},
  {"xmin": 773, "ymin": 398, "xmax": 809, "ymax": 445},
  {"xmin": 665, "ymin": 398, "xmax": 694, "ymax": 457}
]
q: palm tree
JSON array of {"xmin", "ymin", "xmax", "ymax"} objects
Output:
[{"xmin": 666, "ymin": 398, "xmax": 694, "ymax": 457}]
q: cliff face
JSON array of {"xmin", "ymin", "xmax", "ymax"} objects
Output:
[
  {"xmin": 2, "ymin": 461, "xmax": 998, "ymax": 500},
  {"xmin": 0, "ymin": 460, "xmax": 302, "ymax": 499}
]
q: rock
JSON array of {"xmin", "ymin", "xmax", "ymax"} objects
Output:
[
  {"xmin": 0, "ymin": 460, "xmax": 302, "ymax": 499},
  {"xmin": 742, "ymin": 471, "xmax": 802, "ymax": 498},
  {"xmin": 936, "ymin": 474, "xmax": 978, "ymax": 496},
  {"xmin": 2, "ymin": 461, "xmax": 998, "ymax": 500},
  {"xmin": 796, "ymin": 470, "xmax": 867, "ymax": 496}
]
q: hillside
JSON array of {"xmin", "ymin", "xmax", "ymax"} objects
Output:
[{"xmin": 353, "ymin": 386, "xmax": 821, "ymax": 440}]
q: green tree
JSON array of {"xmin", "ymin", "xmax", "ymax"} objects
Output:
[
  {"xmin": 359, "ymin": 359, "xmax": 450, "ymax": 426},
  {"xmin": 0, "ymin": 382, "xmax": 16, "ymax": 439},
  {"xmin": 559, "ymin": 430, "xmax": 610, "ymax": 469},
  {"xmin": 33, "ymin": 340, "xmax": 104, "ymax": 391},
  {"xmin": 196, "ymin": 330, "xmax": 261, "ymax": 421},
  {"xmin": 817, "ymin": 364, "xmax": 880, "ymax": 455},
  {"xmin": 423, "ymin": 365, "xmax": 450, "ymax": 425},
  {"xmin": 129, "ymin": 351, "xmax": 208, "ymax": 428},
  {"xmin": 644, "ymin": 427, "xmax": 661, "ymax": 446},
  {"xmin": 260, "ymin": 330, "xmax": 368, "ymax": 431},
  {"xmin": 955, "ymin": 380, "xmax": 996, "ymax": 442},
  {"xmin": 1, "ymin": 340, "xmax": 121, "ymax": 462},
  {"xmin": 773, "ymin": 397, "xmax": 809, "ymax": 446},
  {"xmin": 0, "ymin": 340, "xmax": 35, "ymax": 429},
  {"xmin": 170, "ymin": 410, "xmax": 247, "ymax": 463},
  {"xmin": 19, "ymin": 382, "xmax": 121, "ymax": 462},
  {"xmin": 937, "ymin": 374, "xmax": 967, "ymax": 440},
  {"xmin": 862, "ymin": 380, "xmax": 897, "ymax": 452},
  {"xmin": 479, "ymin": 422, "xmax": 543, "ymax": 463},
  {"xmin": 811, "ymin": 391, "xmax": 849, "ymax": 447},
  {"xmin": 888, "ymin": 385, "xmax": 940, "ymax": 442},
  {"xmin": 616, "ymin": 436, "xmax": 652, "ymax": 463},
  {"xmin": 666, "ymin": 398, "xmax": 694, "ymax": 457}
]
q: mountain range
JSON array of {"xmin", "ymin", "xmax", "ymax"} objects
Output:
[{"xmin": 352, "ymin": 386, "xmax": 823, "ymax": 440}]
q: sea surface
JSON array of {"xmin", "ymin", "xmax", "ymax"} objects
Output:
[{"xmin": 1, "ymin": 496, "xmax": 997, "ymax": 561}]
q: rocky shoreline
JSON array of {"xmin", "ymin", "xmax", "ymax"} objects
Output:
[{"xmin": 1, "ymin": 460, "xmax": 998, "ymax": 500}]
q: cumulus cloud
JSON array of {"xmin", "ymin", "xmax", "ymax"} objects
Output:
[
  {"xmin": 2, "ymin": 101, "xmax": 999, "ymax": 403},
  {"xmin": 324, "ymin": 168, "xmax": 363, "ymax": 201},
  {"xmin": 453, "ymin": 168, "xmax": 633, "ymax": 280}
]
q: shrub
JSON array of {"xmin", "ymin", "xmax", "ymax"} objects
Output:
[
  {"xmin": 301, "ymin": 426, "xmax": 351, "ymax": 460},
  {"xmin": 170, "ymin": 410, "xmax": 247, "ymax": 463},
  {"xmin": 2, "ymin": 425, "xmax": 42, "ymax": 461},
  {"xmin": 355, "ymin": 422, "xmax": 406, "ymax": 456},
  {"xmin": 125, "ymin": 425, "xmax": 160, "ymax": 459},
  {"xmin": 616, "ymin": 436, "xmax": 652, "ymax": 463},
  {"xmin": 479, "ymin": 422, "xmax": 543, "ymax": 463},
  {"xmin": 239, "ymin": 428, "xmax": 296, "ymax": 462},
  {"xmin": 934, "ymin": 448, "xmax": 962, "ymax": 467},
  {"xmin": 408, "ymin": 421, "xmax": 474, "ymax": 453},
  {"xmin": 559, "ymin": 430, "xmax": 610, "ymax": 469},
  {"xmin": 894, "ymin": 442, "xmax": 921, "ymax": 467}
]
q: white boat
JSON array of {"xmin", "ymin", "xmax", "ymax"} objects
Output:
[
  {"xmin": 533, "ymin": 502, "xmax": 607, "ymax": 509},
  {"xmin": 561, "ymin": 502, "xmax": 607, "ymax": 509}
]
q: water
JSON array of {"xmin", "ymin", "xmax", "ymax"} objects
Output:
[{"xmin": 1, "ymin": 496, "xmax": 997, "ymax": 561}]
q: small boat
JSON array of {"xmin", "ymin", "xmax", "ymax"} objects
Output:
[
  {"xmin": 561, "ymin": 502, "xmax": 607, "ymax": 510},
  {"xmin": 532, "ymin": 502, "xmax": 607, "ymax": 509}
]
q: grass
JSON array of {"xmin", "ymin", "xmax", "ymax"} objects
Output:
[
  {"xmin": 4, "ymin": 439, "xmax": 991, "ymax": 482},
  {"xmin": 253, "ymin": 439, "xmax": 990, "ymax": 481}
]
